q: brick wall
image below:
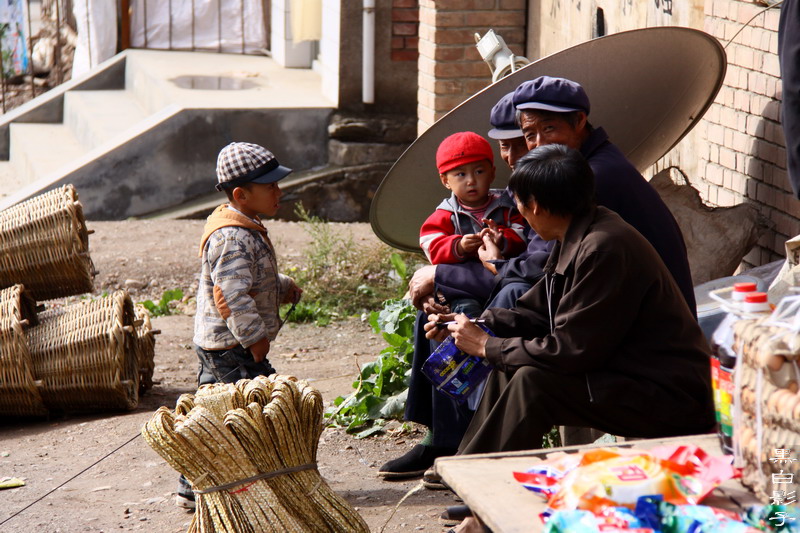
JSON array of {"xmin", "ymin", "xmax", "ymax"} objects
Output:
[
  {"xmin": 701, "ymin": 0, "xmax": 793, "ymax": 268},
  {"xmin": 417, "ymin": 0, "xmax": 526, "ymax": 134},
  {"xmin": 392, "ymin": 0, "xmax": 419, "ymax": 62}
]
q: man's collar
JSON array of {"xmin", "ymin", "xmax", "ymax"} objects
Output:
[
  {"xmin": 580, "ymin": 126, "xmax": 609, "ymax": 159},
  {"xmin": 550, "ymin": 206, "xmax": 597, "ymax": 275}
]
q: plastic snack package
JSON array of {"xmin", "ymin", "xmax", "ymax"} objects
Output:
[
  {"xmin": 655, "ymin": 499, "xmax": 760, "ymax": 533},
  {"xmin": 421, "ymin": 324, "xmax": 495, "ymax": 403},
  {"xmin": 513, "ymin": 452, "xmax": 584, "ymax": 498},
  {"xmin": 542, "ymin": 507, "xmax": 655, "ymax": 532},
  {"xmin": 515, "ymin": 446, "xmax": 738, "ymax": 516}
]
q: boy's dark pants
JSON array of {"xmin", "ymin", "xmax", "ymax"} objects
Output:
[{"xmin": 195, "ymin": 344, "xmax": 276, "ymax": 385}]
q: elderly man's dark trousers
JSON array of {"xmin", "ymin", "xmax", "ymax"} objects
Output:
[{"xmin": 459, "ymin": 365, "xmax": 715, "ymax": 455}]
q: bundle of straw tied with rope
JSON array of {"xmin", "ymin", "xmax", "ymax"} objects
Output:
[{"xmin": 142, "ymin": 374, "xmax": 369, "ymax": 533}]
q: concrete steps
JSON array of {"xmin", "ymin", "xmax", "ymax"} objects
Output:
[
  {"xmin": 10, "ymin": 123, "xmax": 85, "ymax": 184},
  {"xmin": 0, "ymin": 49, "xmax": 333, "ymax": 219},
  {"xmin": 64, "ymin": 90, "xmax": 148, "ymax": 150}
]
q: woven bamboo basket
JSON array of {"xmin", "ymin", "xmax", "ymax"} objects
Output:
[
  {"xmin": 0, "ymin": 184, "xmax": 95, "ymax": 301},
  {"xmin": 732, "ymin": 314, "xmax": 800, "ymax": 502},
  {"xmin": 134, "ymin": 304, "xmax": 156, "ymax": 393},
  {"xmin": 0, "ymin": 284, "xmax": 46, "ymax": 417},
  {"xmin": 27, "ymin": 290, "xmax": 139, "ymax": 412}
]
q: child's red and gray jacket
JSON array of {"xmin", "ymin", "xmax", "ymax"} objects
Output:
[
  {"xmin": 420, "ymin": 190, "xmax": 527, "ymax": 264},
  {"xmin": 193, "ymin": 205, "xmax": 291, "ymax": 350}
]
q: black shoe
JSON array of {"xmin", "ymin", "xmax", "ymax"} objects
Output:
[
  {"xmin": 378, "ymin": 444, "xmax": 456, "ymax": 479},
  {"xmin": 439, "ymin": 504, "xmax": 472, "ymax": 526}
]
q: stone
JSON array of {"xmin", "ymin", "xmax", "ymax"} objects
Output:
[
  {"xmin": 124, "ymin": 279, "xmax": 147, "ymax": 290},
  {"xmin": 328, "ymin": 139, "xmax": 408, "ymax": 167}
]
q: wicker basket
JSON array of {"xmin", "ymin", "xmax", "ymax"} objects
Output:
[
  {"xmin": 134, "ymin": 304, "xmax": 156, "ymax": 393},
  {"xmin": 732, "ymin": 315, "xmax": 800, "ymax": 502},
  {"xmin": 27, "ymin": 290, "xmax": 139, "ymax": 412},
  {"xmin": 0, "ymin": 284, "xmax": 46, "ymax": 417},
  {"xmin": 0, "ymin": 184, "xmax": 95, "ymax": 301}
]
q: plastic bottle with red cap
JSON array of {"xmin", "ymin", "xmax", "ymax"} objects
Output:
[{"xmin": 710, "ymin": 283, "xmax": 765, "ymax": 454}]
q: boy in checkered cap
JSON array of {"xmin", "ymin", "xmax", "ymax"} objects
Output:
[
  {"xmin": 180, "ymin": 142, "xmax": 302, "ymax": 508},
  {"xmin": 419, "ymin": 131, "xmax": 526, "ymax": 316}
]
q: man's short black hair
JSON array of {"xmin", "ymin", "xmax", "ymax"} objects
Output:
[{"xmin": 508, "ymin": 144, "xmax": 595, "ymax": 217}]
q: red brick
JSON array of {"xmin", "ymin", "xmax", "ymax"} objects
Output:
[
  {"xmin": 392, "ymin": 8, "xmax": 419, "ymax": 22},
  {"xmin": 464, "ymin": 11, "xmax": 524, "ymax": 28},
  {"xmin": 391, "ymin": 37, "xmax": 405, "ymax": 49},
  {"xmin": 405, "ymin": 37, "xmax": 419, "ymax": 50},
  {"xmin": 392, "ymin": 49, "xmax": 419, "ymax": 61},
  {"xmin": 393, "ymin": 22, "xmax": 418, "ymax": 36},
  {"xmin": 464, "ymin": 78, "xmax": 491, "ymax": 95},
  {"xmin": 425, "ymin": 45, "xmax": 465, "ymax": 61},
  {"xmin": 393, "ymin": 0, "xmax": 418, "ymax": 7},
  {"xmin": 426, "ymin": 27, "xmax": 477, "ymax": 45},
  {"xmin": 434, "ymin": 94, "xmax": 470, "ymax": 113},
  {"xmin": 500, "ymin": 0, "xmax": 525, "ymax": 8},
  {"xmin": 431, "ymin": 0, "xmax": 482, "ymax": 9},
  {"xmin": 433, "ymin": 11, "xmax": 465, "ymax": 26},
  {"xmin": 433, "ymin": 60, "xmax": 491, "ymax": 78}
]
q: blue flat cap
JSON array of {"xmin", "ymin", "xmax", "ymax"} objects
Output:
[
  {"xmin": 513, "ymin": 76, "xmax": 590, "ymax": 115},
  {"xmin": 487, "ymin": 92, "xmax": 523, "ymax": 140}
]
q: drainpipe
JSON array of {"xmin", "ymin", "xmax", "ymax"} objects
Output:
[{"xmin": 362, "ymin": 0, "xmax": 375, "ymax": 104}]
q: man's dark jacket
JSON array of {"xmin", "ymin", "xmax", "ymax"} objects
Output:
[
  {"xmin": 434, "ymin": 127, "xmax": 696, "ymax": 315},
  {"xmin": 480, "ymin": 206, "xmax": 714, "ymax": 432}
]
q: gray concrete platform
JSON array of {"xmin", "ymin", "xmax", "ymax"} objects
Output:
[{"xmin": 0, "ymin": 49, "xmax": 335, "ymax": 217}]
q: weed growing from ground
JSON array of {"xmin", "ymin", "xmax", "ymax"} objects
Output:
[
  {"xmin": 140, "ymin": 288, "xmax": 184, "ymax": 317},
  {"xmin": 285, "ymin": 206, "xmax": 419, "ymax": 319}
]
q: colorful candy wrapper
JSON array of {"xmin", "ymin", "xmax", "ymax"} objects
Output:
[
  {"xmin": 743, "ymin": 505, "xmax": 800, "ymax": 532},
  {"xmin": 513, "ymin": 445, "xmax": 738, "ymax": 518}
]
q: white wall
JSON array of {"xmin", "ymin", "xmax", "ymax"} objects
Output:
[{"xmin": 314, "ymin": 0, "xmax": 341, "ymax": 105}]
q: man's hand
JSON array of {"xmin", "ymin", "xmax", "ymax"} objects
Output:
[
  {"xmin": 423, "ymin": 312, "xmax": 456, "ymax": 342},
  {"xmin": 248, "ymin": 336, "xmax": 271, "ymax": 363},
  {"xmin": 450, "ymin": 314, "xmax": 490, "ymax": 358},
  {"xmin": 282, "ymin": 279, "xmax": 303, "ymax": 304},
  {"xmin": 408, "ymin": 265, "xmax": 437, "ymax": 309},
  {"xmin": 420, "ymin": 295, "xmax": 449, "ymax": 315}
]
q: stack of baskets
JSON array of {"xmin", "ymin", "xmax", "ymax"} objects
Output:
[
  {"xmin": 732, "ymin": 311, "xmax": 800, "ymax": 501},
  {"xmin": 0, "ymin": 185, "xmax": 157, "ymax": 417},
  {"xmin": 0, "ymin": 185, "xmax": 95, "ymax": 300},
  {"xmin": 143, "ymin": 375, "xmax": 369, "ymax": 533}
]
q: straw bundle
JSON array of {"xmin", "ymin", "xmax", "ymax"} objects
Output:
[
  {"xmin": 0, "ymin": 184, "xmax": 95, "ymax": 301},
  {"xmin": 143, "ymin": 375, "xmax": 369, "ymax": 533},
  {"xmin": 731, "ymin": 316, "xmax": 800, "ymax": 501},
  {"xmin": 134, "ymin": 304, "xmax": 156, "ymax": 393},
  {"xmin": 27, "ymin": 290, "xmax": 139, "ymax": 412},
  {"xmin": 0, "ymin": 284, "xmax": 46, "ymax": 417}
]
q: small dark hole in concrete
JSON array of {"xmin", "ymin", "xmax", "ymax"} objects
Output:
[{"xmin": 170, "ymin": 75, "xmax": 257, "ymax": 90}]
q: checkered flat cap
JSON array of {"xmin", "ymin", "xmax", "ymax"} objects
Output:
[{"xmin": 215, "ymin": 142, "xmax": 292, "ymax": 191}]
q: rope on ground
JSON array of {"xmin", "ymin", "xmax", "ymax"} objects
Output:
[
  {"xmin": 0, "ymin": 432, "xmax": 141, "ymax": 527},
  {"xmin": 378, "ymin": 480, "xmax": 426, "ymax": 533}
]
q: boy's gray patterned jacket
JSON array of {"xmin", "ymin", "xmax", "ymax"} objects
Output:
[{"xmin": 193, "ymin": 205, "xmax": 290, "ymax": 350}]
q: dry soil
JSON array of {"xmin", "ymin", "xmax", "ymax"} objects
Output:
[{"xmin": 0, "ymin": 220, "xmax": 462, "ymax": 533}]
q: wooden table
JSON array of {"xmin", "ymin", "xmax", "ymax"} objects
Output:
[{"xmin": 434, "ymin": 434, "xmax": 761, "ymax": 532}]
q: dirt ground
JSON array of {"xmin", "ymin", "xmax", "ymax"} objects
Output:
[{"xmin": 0, "ymin": 220, "xmax": 463, "ymax": 532}]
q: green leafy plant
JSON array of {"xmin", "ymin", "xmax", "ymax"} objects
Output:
[
  {"xmin": 280, "ymin": 301, "xmax": 335, "ymax": 327},
  {"xmin": 326, "ymin": 298, "xmax": 417, "ymax": 435},
  {"xmin": 140, "ymin": 288, "xmax": 184, "ymax": 317}
]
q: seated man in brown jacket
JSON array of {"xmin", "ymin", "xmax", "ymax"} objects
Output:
[{"xmin": 427, "ymin": 144, "xmax": 715, "ymax": 457}]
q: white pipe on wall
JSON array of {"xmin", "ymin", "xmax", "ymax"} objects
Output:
[{"xmin": 362, "ymin": 0, "xmax": 375, "ymax": 104}]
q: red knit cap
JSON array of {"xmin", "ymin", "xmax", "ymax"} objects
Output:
[{"xmin": 436, "ymin": 131, "xmax": 494, "ymax": 174}]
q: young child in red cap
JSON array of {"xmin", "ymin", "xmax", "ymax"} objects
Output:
[{"xmin": 420, "ymin": 131, "xmax": 526, "ymax": 316}]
